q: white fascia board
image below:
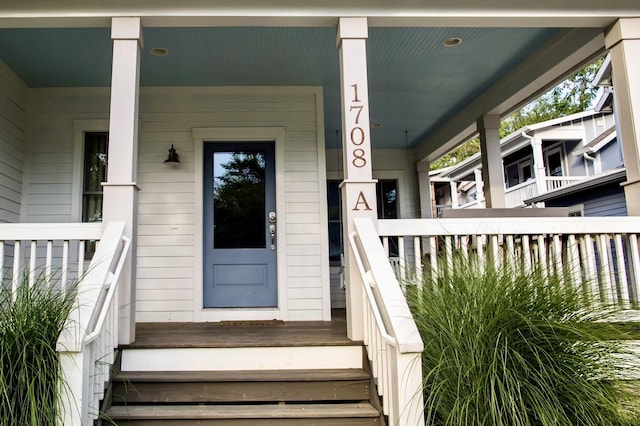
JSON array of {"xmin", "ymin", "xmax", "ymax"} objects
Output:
[{"xmin": 0, "ymin": 0, "xmax": 639, "ymax": 28}]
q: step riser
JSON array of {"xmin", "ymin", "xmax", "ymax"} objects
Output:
[
  {"xmin": 112, "ymin": 419, "xmax": 380, "ymax": 425},
  {"xmin": 113, "ymin": 380, "xmax": 370, "ymax": 403},
  {"xmin": 120, "ymin": 346, "xmax": 363, "ymax": 372}
]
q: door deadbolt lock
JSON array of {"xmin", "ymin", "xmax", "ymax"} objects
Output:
[{"xmin": 268, "ymin": 211, "xmax": 277, "ymax": 223}]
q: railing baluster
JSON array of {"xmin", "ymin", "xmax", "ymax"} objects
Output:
[
  {"xmin": 78, "ymin": 241, "xmax": 85, "ymax": 278},
  {"xmin": 429, "ymin": 236, "xmax": 438, "ymax": 281},
  {"xmin": 0, "ymin": 241, "xmax": 4, "ymax": 284},
  {"xmin": 506, "ymin": 235, "xmax": 515, "ymax": 268},
  {"xmin": 445, "ymin": 235, "xmax": 453, "ymax": 272},
  {"xmin": 567, "ymin": 234, "xmax": 581, "ymax": 289},
  {"xmin": 583, "ymin": 234, "xmax": 599, "ymax": 300},
  {"xmin": 414, "ymin": 236, "xmax": 422, "ymax": 283},
  {"xmin": 12, "ymin": 241, "xmax": 21, "ymax": 299},
  {"xmin": 62, "ymin": 240, "xmax": 69, "ymax": 292},
  {"xmin": 398, "ymin": 236, "xmax": 406, "ymax": 281},
  {"xmin": 45, "ymin": 240, "xmax": 53, "ymax": 280},
  {"xmin": 538, "ymin": 234, "xmax": 548, "ymax": 276},
  {"xmin": 597, "ymin": 234, "xmax": 614, "ymax": 304},
  {"xmin": 552, "ymin": 234, "xmax": 563, "ymax": 278},
  {"xmin": 628, "ymin": 234, "xmax": 640, "ymax": 305},
  {"xmin": 522, "ymin": 235, "xmax": 531, "ymax": 273},
  {"xmin": 614, "ymin": 234, "xmax": 630, "ymax": 309},
  {"xmin": 490, "ymin": 235, "xmax": 499, "ymax": 269},
  {"xmin": 29, "ymin": 241, "xmax": 37, "ymax": 287}
]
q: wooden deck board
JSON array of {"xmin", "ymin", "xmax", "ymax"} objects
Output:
[{"xmin": 126, "ymin": 314, "xmax": 355, "ymax": 349}]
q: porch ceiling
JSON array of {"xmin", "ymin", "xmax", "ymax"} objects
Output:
[{"xmin": 0, "ymin": 25, "xmax": 601, "ymax": 155}]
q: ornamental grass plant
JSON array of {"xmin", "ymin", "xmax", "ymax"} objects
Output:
[
  {"xmin": 0, "ymin": 272, "xmax": 76, "ymax": 426},
  {"xmin": 407, "ymin": 255, "xmax": 640, "ymax": 426}
]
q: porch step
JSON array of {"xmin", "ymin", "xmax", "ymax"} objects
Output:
[
  {"xmin": 102, "ymin": 341, "xmax": 384, "ymax": 426},
  {"xmin": 104, "ymin": 368, "xmax": 381, "ymax": 425},
  {"xmin": 105, "ymin": 403, "xmax": 380, "ymax": 425}
]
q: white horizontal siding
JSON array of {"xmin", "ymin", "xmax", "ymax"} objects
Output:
[
  {"xmin": 137, "ymin": 87, "xmax": 327, "ymax": 322},
  {"xmin": 26, "ymin": 88, "xmax": 110, "ymax": 223},
  {"xmin": 0, "ymin": 61, "xmax": 27, "ymax": 223},
  {"xmin": 25, "ymin": 86, "xmax": 329, "ymax": 323}
]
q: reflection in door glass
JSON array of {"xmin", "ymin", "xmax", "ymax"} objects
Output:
[{"xmin": 213, "ymin": 151, "xmax": 266, "ymax": 249}]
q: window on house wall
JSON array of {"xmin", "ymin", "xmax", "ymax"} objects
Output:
[
  {"xmin": 82, "ymin": 132, "xmax": 109, "ymax": 223},
  {"xmin": 504, "ymin": 157, "xmax": 533, "ymax": 188},
  {"xmin": 545, "ymin": 146, "xmax": 564, "ymax": 177},
  {"xmin": 326, "ymin": 179, "xmax": 399, "ymax": 262},
  {"xmin": 82, "ymin": 132, "xmax": 108, "ymax": 257}
]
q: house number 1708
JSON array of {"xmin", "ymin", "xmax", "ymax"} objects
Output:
[{"xmin": 349, "ymin": 84, "xmax": 367, "ymax": 167}]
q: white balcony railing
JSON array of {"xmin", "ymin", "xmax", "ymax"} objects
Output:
[
  {"xmin": 546, "ymin": 176, "xmax": 583, "ymax": 191},
  {"xmin": 349, "ymin": 218, "xmax": 425, "ymax": 426},
  {"xmin": 0, "ymin": 221, "xmax": 130, "ymax": 426},
  {"xmin": 504, "ymin": 180, "xmax": 539, "ymax": 207},
  {"xmin": 378, "ymin": 217, "xmax": 640, "ymax": 310}
]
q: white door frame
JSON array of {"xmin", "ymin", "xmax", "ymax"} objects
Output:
[{"xmin": 192, "ymin": 127, "xmax": 288, "ymax": 321}]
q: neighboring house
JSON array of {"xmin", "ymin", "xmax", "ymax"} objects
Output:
[
  {"xmin": 0, "ymin": 3, "xmax": 639, "ymax": 425},
  {"xmin": 432, "ymin": 109, "xmax": 626, "ymax": 216}
]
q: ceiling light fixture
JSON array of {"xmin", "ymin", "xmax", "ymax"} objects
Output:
[{"xmin": 442, "ymin": 37, "xmax": 463, "ymax": 47}]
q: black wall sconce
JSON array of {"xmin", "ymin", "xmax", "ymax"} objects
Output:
[{"xmin": 164, "ymin": 144, "xmax": 180, "ymax": 163}]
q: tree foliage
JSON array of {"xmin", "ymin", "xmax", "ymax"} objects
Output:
[{"xmin": 430, "ymin": 58, "xmax": 604, "ymax": 170}]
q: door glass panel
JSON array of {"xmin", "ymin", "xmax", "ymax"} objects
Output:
[{"xmin": 213, "ymin": 151, "xmax": 266, "ymax": 249}]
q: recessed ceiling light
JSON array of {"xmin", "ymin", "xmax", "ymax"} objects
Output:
[
  {"xmin": 150, "ymin": 47, "xmax": 169, "ymax": 56},
  {"xmin": 442, "ymin": 37, "xmax": 462, "ymax": 47}
]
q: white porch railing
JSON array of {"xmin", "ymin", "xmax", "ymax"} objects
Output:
[
  {"xmin": 378, "ymin": 217, "xmax": 640, "ymax": 310},
  {"xmin": 504, "ymin": 180, "xmax": 539, "ymax": 207},
  {"xmin": 349, "ymin": 218, "xmax": 425, "ymax": 426},
  {"xmin": 546, "ymin": 176, "xmax": 584, "ymax": 191},
  {"xmin": 56, "ymin": 221, "xmax": 130, "ymax": 425},
  {"xmin": 0, "ymin": 221, "xmax": 130, "ymax": 426}
]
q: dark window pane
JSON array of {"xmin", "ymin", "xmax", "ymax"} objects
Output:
[
  {"xmin": 82, "ymin": 132, "xmax": 108, "ymax": 259},
  {"xmin": 327, "ymin": 180, "xmax": 343, "ymax": 261},
  {"xmin": 377, "ymin": 180, "xmax": 398, "ymax": 257},
  {"xmin": 213, "ymin": 151, "xmax": 266, "ymax": 249}
]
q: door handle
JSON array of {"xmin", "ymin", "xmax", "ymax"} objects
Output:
[{"xmin": 270, "ymin": 224, "xmax": 276, "ymax": 250}]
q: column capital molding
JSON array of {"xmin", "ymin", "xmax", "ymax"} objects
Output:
[
  {"xmin": 112, "ymin": 17, "xmax": 143, "ymax": 46},
  {"xmin": 477, "ymin": 114, "xmax": 501, "ymax": 130},
  {"xmin": 605, "ymin": 17, "xmax": 640, "ymax": 49},
  {"xmin": 337, "ymin": 17, "xmax": 368, "ymax": 46}
]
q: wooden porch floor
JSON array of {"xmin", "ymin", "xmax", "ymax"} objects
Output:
[{"xmin": 124, "ymin": 309, "xmax": 357, "ymax": 349}]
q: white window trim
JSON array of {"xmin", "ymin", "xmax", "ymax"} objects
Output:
[
  {"xmin": 568, "ymin": 203, "xmax": 585, "ymax": 217},
  {"xmin": 72, "ymin": 119, "xmax": 110, "ymax": 222},
  {"xmin": 544, "ymin": 143, "xmax": 565, "ymax": 177}
]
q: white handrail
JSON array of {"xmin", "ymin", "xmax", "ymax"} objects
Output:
[
  {"xmin": 350, "ymin": 218, "xmax": 425, "ymax": 426},
  {"xmin": 56, "ymin": 221, "xmax": 130, "ymax": 426},
  {"xmin": 84, "ymin": 235, "xmax": 131, "ymax": 344},
  {"xmin": 349, "ymin": 232, "xmax": 397, "ymax": 346}
]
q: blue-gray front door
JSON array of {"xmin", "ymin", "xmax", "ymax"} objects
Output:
[{"xmin": 203, "ymin": 142, "xmax": 277, "ymax": 308}]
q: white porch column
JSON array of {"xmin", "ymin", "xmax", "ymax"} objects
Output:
[
  {"xmin": 478, "ymin": 114, "xmax": 506, "ymax": 208},
  {"xmin": 417, "ymin": 160, "xmax": 433, "ymax": 218},
  {"xmin": 474, "ymin": 168, "xmax": 485, "ymax": 206},
  {"xmin": 103, "ymin": 17, "xmax": 142, "ymax": 344},
  {"xmin": 449, "ymin": 181, "xmax": 459, "ymax": 208},
  {"xmin": 605, "ymin": 18, "xmax": 640, "ymax": 215},
  {"xmin": 529, "ymin": 134, "xmax": 548, "ymax": 196},
  {"xmin": 337, "ymin": 17, "xmax": 378, "ymax": 341}
]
